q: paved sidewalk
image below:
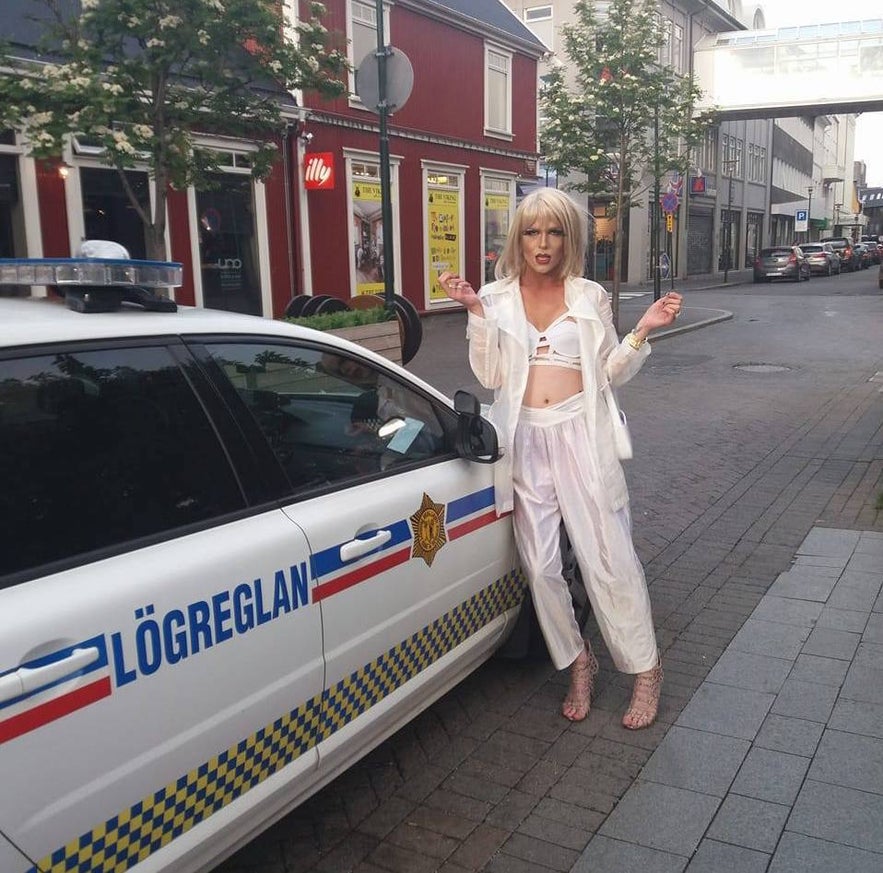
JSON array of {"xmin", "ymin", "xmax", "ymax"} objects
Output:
[{"xmin": 575, "ymin": 527, "xmax": 883, "ymax": 873}]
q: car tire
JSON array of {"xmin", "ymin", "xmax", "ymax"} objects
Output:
[
  {"xmin": 311, "ymin": 296, "xmax": 350, "ymax": 315},
  {"xmin": 827, "ymin": 264, "xmax": 832, "ymax": 277},
  {"xmin": 300, "ymin": 294, "xmax": 334, "ymax": 316},
  {"xmin": 283, "ymin": 294, "xmax": 312, "ymax": 319},
  {"xmin": 372, "ymin": 293, "xmax": 423, "ymax": 364}
]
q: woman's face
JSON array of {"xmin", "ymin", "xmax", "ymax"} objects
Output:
[{"xmin": 520, "ymin": 212, "xmax": 565, "ymax": 278}]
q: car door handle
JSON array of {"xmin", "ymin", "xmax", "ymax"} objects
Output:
[
  {"xmin": 340, "ymin": 530, "xmax": 392, "ymax": 562},
  {"xmin": 0, "ymin": 647, "xmax": 100, "ymax": 704}
]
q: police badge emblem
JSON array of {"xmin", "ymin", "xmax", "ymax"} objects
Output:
[{"xmin": 409, "ymin": 493, "xmax": 447, "ymax": 567}]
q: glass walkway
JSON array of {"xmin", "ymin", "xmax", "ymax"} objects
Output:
[{"xmin": 693, "ymin": 19, "xmax": 883, "ymax": 120}]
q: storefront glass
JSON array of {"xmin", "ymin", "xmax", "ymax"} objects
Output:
[
  {"xmin": 80, "ymin": 167, "xmax": 150, "ymax": 259},
  {"xmin": 482, "ymin": 177, "xmax": 512, "ymax": 284},
  {"xmin": 197, "ymin": 174, "xmax": 261, "ymax": 316},
  {"xmin": 351, "ymin": 162, "xmax": 385, "ymax": 296},
  {"xmin": 427, "ymin": 170, "xmax": 462, "ymax": 303}
]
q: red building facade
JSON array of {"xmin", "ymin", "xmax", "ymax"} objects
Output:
[
  {"xmin": 294, "ymin": 0, "xmax": 545, "ymax": 315},
  {"xmin": 2, "ymin": 0, "xmax": 543, "ymax": 318}
]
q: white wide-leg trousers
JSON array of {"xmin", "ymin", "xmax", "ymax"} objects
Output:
[{"xmin": 513, "ymin": 397, "xmax": 658, "ymax": 673}]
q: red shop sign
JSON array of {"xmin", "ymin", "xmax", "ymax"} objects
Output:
[{"xmin": 304, "ymin": 152, "xmax": 335, "ymax": 190}]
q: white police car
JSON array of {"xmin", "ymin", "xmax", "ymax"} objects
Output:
[{"xmin": 0, "ymin": 285, "xmax": 525, "ymax": 873}]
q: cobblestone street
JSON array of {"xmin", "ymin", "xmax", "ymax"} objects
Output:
[{"xmin": 217, "ymin": 271, "xmax": 883, "ymax": 873}]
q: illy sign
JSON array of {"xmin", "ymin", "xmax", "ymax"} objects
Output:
[{"xmin": 304, "ymin": 152, "xmax": 335, "ymax": 190}]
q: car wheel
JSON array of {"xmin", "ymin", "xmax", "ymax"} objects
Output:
[
  {"xmin": 283, "ymin": 294, "xmax": 312, "ymax": 318},
  {"xmin": 310, "ymin": 296, "xmax": 350, "ymax": 315},
  {"xmin": 372, "ymin": 293, "xmax": 423, "ymax": 364},
  {"xmin": 827, "ymin": 264, "xmax": 832, "ymax": 277},
  {"xmin": 300, "ymin": 294, "xmax": 334, "ymax": 316}
]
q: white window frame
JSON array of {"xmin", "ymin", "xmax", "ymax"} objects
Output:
[
  {"xmin": 64, "ymin": 148, "xmax": 166, "ymax": 275},
  {"xmin": 186, "ymin": 139, "xmax": 271, "ymax": 316},
  {"xmin": 422, "ymin": 160, "xmax": 467, "ymax": 309},
  {"xmin": 348, "ymin": 0, "xmax": 390, "ymax": 110},
  {"xmin": 484, "ymin": 44, "xmax": 513, "ymax": 138},
  {"xmin": 524, "ymin": 5, "xmax": 553, "ymax": 22},
  {"xmin": 344, "ymin": 147, "xmax": 402, "ymax": 297},
  {"xmin": 0, "ymin": 133, "xmax": 43, "ymax": 264},
  {"xmin": 479, "ymin": 171, "xmax": 515, "ymax": 283}
]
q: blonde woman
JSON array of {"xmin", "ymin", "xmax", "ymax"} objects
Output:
[{"xmin": 441, "ymin": 189, "xmax": 680, "ymax": 728}]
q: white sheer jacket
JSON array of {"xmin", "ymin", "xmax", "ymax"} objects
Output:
[{"xmin": 465, "ymin": 276, "xmax": 651, "ymax": 515}]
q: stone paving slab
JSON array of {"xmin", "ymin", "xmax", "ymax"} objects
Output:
[{"xmin": 574, "ymin": 528, "xmax": 883, "ymax": 873}]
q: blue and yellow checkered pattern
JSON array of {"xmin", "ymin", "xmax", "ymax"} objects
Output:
[{"xmin": 31, "ymin": 570, "xmax": 525, "ymax": 873}]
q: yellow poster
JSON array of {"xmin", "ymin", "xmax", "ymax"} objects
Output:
[
  {"xmin": 352, "ymin": 180, "xmax": 385, "ymax": 295},
  {"xmin": 428, "ymin": 189, "xmax": 460, "ymax": 302}
]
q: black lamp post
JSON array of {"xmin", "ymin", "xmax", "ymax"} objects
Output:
[
  {"xmin": 806, "ymin": 186, "xmax": 814, "ymax": 244},
  {"xmin": 722, "ymin": 159, "xmax": 736, "ymax": 283}
]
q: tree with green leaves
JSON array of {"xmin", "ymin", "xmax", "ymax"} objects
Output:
[
  {"xmin": 0, "ymin": 0, "xmax": 347, "ymax": 260},
  {"xmin": 540, "ymin": 0, "xmax": 708, "ymax": 326}
]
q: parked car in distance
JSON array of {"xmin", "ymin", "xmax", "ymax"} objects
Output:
[
  {"xmin": 853, "ymin": 243, "xmax": 873, "ymax": 269},
  {"xmin": 820, "ymin": 237, "xmax": 860, "ymax": 271},
  {"xmin": 753, "ymin": 245, "xmax": 811, "ymax": 282},
  {"xmin": 860, "ymin": 236, "xmax": 881, "ymax": 264},
  {"xmin": 879, "ymin": 257, "xmax": 883, "ymax": 289},
  {"xmin": 800, "ymin": 242, "xmax": 841, "ymax": 276}
]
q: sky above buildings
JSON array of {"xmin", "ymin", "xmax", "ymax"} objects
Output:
[{"xmin": 761, "ymin": 1, "xmax": 882, "ymax": 186}]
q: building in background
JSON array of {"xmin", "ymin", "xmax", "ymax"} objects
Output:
[
  {"xmin": 1, "ymin": 0, "xmax": 545, "ymax": 316},
  {"xmin": 295, "ymin": 0, "xmax": 546, "ymax": 315}
]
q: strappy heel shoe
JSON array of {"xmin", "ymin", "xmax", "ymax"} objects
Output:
[
  {"xmin": 561, "ymin": 641, "xmax": 599, "ymax": 722},
  {"xmin": 622, "ymin": 660, "xmax": 663, "ymax": 730}
]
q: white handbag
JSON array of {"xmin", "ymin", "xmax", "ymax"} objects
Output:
[{"xmin": 602, "ymin": 383, "xmax": 633, "ymax": 460}]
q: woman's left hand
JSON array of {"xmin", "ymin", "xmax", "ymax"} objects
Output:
[{"xmin": 637, "ymin": 291, "xmax": 683, "ymax": 332}]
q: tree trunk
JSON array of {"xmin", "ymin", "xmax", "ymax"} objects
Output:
[{"xmin": 611, "ymin": 144, "xmax": 628, "ymax": 333}]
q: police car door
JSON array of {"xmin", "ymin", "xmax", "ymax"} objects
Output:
[
  {"xmin": 0, "ymin": 342, "xmax": 323, "ymax": 873},
  {"xmin": 197, "ymin": 340, "xmax": 521, "ymax": 773}
]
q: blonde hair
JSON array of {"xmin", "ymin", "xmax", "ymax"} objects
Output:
[{"xmin": 495, "ymin": 188, "xmax": 587, "ymax": 281}]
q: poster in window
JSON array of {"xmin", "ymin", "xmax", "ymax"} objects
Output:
[
  {"xmin": 353, "ymin": 180, "xmax": 385, "ymax": 295},
  {"xmin": 483, "ymin": 192, "xmax": 509, "ymax": 284},
  {"xmin": 428, "ymin": 189, "xmax": 460, "ymax": 302}
]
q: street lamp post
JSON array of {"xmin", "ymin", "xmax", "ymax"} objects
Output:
[
  {"xmin": 722, "ymin": 159, "xmax": 736, "ymax": 283},
  {"xmin": 806, "ymin": 186, "xmax": 814, "ymax": 244},
  {"xmin": 834, "ymin": 203, "xmax": 842, "ymax": 234}
]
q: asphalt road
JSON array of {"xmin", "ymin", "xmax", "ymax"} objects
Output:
[{"xmin": 216, "ymin": 266, "xmax": 882, "ymax": 873}]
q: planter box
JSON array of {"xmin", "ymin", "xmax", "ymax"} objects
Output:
[{"xmin": 328, "ymin": 320, "xmax": 402, "ymax": 365}]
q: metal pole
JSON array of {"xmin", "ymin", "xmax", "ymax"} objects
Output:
[
  {"xmin": 806, "ymin": 186, "xmax": 813, "ymax": 244},
  {"xmin": 724, "ymin": 166, "xmax": 733, "ymax": 284},
  {"xmin": 653, "ymin": 105, "xmax": 661, "ymax": 301},
  {"xmin": 375, "ymin": 0, "xmax": 395, "ymax": 314}
]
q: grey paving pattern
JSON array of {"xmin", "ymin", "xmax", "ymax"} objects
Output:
[
  {"xmin": 576, "ymin": 528, "xmax": 883, "ymax": 871},
  {"xmin": 215, "ymin": 273, "xmax": 883, "ymax": 872}
]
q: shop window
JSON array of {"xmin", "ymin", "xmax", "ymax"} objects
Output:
[
  {"xmin": 482, "ymin": 177, "xmax": 513, "ymax": 284},
  {"xmin": 197, "ymin": 173, "xmax": 262, "ymax": 316},
  {"xmin": 426, "ymin": 167, "xmax": 464, "ymax": 304},
  {"xmin": 80, "ymin": 167, "xmax": 150, "ymax": 259}
]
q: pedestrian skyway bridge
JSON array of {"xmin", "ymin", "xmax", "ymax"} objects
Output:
[{"xmin": 693, "ymin": 18, "xmax": 883, "ymax": 120}]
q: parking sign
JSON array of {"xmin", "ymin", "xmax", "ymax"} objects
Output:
[{"xmin": 795, "ymin": 209, "xmax": 808, "ymax": 232}]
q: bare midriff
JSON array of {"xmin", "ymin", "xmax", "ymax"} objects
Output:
[{"xmin": 522, "ymin": 360, "xmax": 583, "ymax": 408}]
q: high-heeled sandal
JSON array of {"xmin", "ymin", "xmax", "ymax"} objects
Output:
[
  {"xmin": 561, "ymin": 641, "xmax": 599, "ymax": 722},
  {"xmin": 622, "ymin": 661, "xmax": 663, "ymax": 730}
]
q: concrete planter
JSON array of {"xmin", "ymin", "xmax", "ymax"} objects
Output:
[{"xmin": 327, "ymin": 319, "xmax": 402, "ymax": 365}]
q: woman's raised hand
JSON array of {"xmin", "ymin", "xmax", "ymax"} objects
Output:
[
  {"xmin": 637, "ymin": 291, "xmax": 683, "ymax": 332},
  {"xmin": 439, "ymin": 271, "xmax": 482, "ymax": 313}
]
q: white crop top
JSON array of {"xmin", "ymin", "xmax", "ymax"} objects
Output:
[{"xmin": 527, "ymin": 313, "xmax": 581, "ymax": 370}]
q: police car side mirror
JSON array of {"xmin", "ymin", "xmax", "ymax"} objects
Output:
[{"xmin": 453, "ymin": 390, "xmax": 499, "ymax": 463}]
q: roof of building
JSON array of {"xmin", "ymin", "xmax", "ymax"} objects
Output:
[{"xmin": 418, "ymin": 0, "xmax": 548, "ymax": 55}]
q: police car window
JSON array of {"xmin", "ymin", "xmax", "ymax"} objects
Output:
[
  {"xmin": 0, "ymin": 346, "xmax": 244, "ymax": 582},
  {"xmin": 203, "ymin": 342, "xmax": 452, "ymax": 491}
]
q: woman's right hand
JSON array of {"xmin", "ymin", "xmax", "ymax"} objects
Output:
[{"xmin": 439, "ymin": 271, "xmax": 482, "ymax": 314}]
